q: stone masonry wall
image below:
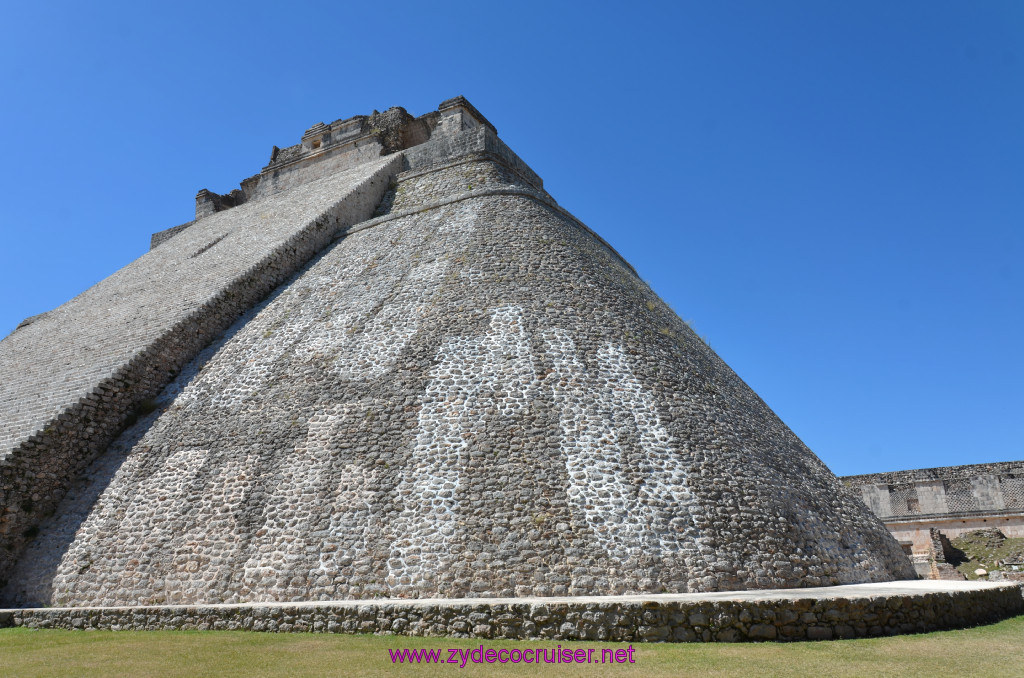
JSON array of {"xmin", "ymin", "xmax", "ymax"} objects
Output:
[
  {"xmin": 365, "ymin": 151, "xmax": 635, "ymax": 281},
  {"xmin": 2, "ymin": 583, "xmax": 1020, "ymax": 642},
  {"xmin": 3, "ymin": 152, "xmax": 913, "ymax": 608},
  {"xmin": 0, "ymin": 154, "xmax": 402, "ymax": 587},
  {"xmin": 385, "ymin": 155, "xmax": 552, "ymax": 214},
  {"xmin": 403, "ymin": 123, "xmax": 543, "ymax": 191}
]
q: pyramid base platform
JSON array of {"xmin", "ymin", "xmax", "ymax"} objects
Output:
[{"xmin": 2, "ymin": 581, "xmax": 1020, "ymax": 642}]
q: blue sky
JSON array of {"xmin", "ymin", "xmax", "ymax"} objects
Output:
[{"xmin": 0, "ymin": 1, "xmax": 1020, "ymax": 476}]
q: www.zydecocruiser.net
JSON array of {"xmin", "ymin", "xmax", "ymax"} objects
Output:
[{"xmin": 389, "ymin": 644, "xmax": 638, "ymax": 667}]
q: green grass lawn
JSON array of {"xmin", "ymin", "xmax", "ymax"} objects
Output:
[{"xmin": 3, "ymin": 615, "xmax": 1024, "ymax": 677}]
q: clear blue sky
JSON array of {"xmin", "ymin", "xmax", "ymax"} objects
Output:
[{"xmin": 1, "ymin": 2, "xmax": 1020, "ymax": 476}]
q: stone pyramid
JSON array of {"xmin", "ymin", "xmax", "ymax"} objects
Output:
[{"xmin": 0, "ymin": 97, "xmax": 915, "ymax": 607}]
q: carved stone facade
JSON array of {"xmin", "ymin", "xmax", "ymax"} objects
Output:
[{"xmin": 842, "ymin": 461, "xmax": 1024, "ymax": 562}]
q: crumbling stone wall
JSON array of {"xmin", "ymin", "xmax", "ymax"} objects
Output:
[
  {"xmin": 925, "ymin": 529, "xmax": 966, "ymax": 581},
  {"xmin": 149, "ymin": 220, "xmax": 195, "ymax": 249}
]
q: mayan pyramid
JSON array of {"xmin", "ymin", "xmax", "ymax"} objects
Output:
[{"xmin": 0, "ymin": 97, "xmax": 915, "ymax": 607}]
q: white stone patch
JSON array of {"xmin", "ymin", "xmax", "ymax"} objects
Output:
[
  {"xmin": 318, "ymin": 460, "xmax": 382, "ymax": 593},
  {"xmin": 161, "ymin": 452, "xmax": 260, "ymax": 602},
  {"xmin": 387, "ymin": 306, "xmax": 536, "ymax": 591},
  {"xmin": 329, "ymin": 204, "xmax": 484, "ymax": 380},
  {"xmin": 240, "ymin": 410, "xmax": 344, "ymax": 601},
  {"xmin": 333, "ymin": 259, "xmax": 448, "ymax": 379},
  {"xmin": 173, "ymin": 205, "xmax": 484, "ymax": 413},
  {"xmin": 597, "ymin": 343, "xmax": 703, "ymax": 556},
  {"xmin": 173, "ymin": 301, "xmax": 314, "ymax": 411},
  {"xmin": 172, "ymin": 231, "xmax": 419, "ymax": 410},
  {"xmin": 543, "ymin": 329, "xmax": 702, "ymax": 561}
]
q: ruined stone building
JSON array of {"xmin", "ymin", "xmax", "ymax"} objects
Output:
[
  {"xmin": 0, "ymin": 97, "xmax": 916, "ymax": 608},
  {"xmin": 843, "ymin": 461, "xmax": 1024, "ymax": 576}
]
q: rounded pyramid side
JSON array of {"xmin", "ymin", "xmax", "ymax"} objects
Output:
[{"xmin": 2, "ymin": 154, "xmax": 914, "ymax": 607}]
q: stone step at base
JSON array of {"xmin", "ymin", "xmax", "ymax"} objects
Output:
[{"xmin": 2, "ymin": 581, "xmax": 1020, "ymax": 643}]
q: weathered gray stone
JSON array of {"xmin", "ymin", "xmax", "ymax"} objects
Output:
[
  {"xmin": 0, "ymin": 582, "xmax": 1019, "ymax": 642},
  {"xmin": 806, "ymin": 626, "xmax": 833, "ymax": 640},
  {"xmin": 2, "ymin": 97, "xmax": 916, "ymax": 611}
]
